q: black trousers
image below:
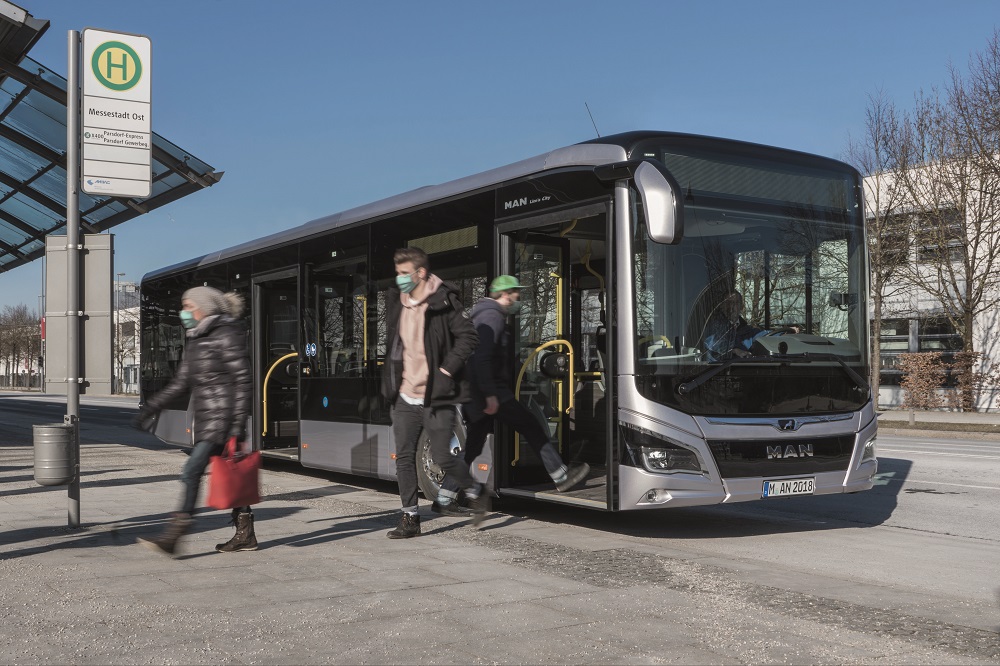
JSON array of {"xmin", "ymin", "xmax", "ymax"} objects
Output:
[{"xmin": 392, "ymin": 400, "xmax": 477, "ymax": 510}]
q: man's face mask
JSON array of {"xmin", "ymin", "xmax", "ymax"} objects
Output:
[
  {"xmin": 396, "ymin": 270, "xmax": 419, "ymax": 294},
  {"xmin": 179, "ymin": 309, "xmax": 197, "ymax": 329},
  {"xmin": 506, "ymin": 299, "xmax": 523, "ymax": 315}
]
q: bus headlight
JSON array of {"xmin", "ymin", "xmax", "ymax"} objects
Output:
[
  {"xmin": 641, "ymin": 446, "xmax": 701, "ymax": 472},
  {"xmin": 862, "ymin": 436, "xmax": 877, "ymax": 461},
  {"xmin": 621, "ymin": 424, "xmax": 705, "ymax": 474}
]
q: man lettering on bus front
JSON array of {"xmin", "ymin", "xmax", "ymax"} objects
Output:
[
  {"xmin": 436, "ymin": 275, "xmax": 590, "ymax": 514},
  {"xmin": 382, "ymin": 247, "xmax": 483, "ymax": 538}
]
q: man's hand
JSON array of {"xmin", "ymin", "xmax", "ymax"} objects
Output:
[
  {"xmin": 132, "ymin": 407, "xmax": 157, "ymax": 432},
  {"xmin": 484, "ymin": 396, "xmax": 499, "ymax": 415}
]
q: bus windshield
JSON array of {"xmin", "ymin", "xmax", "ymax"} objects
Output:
[{"xmin": 631, "ymin": 147, "xmax": 870, "ymax": 415}]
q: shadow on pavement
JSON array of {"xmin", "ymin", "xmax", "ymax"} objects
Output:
[
  {"xmin": 0, "ymin": 472, "xmax": 178, "ymax": 499},
  {"xmin": 495, "ymin": 457, "xmax": 912, "ymax": 541}
]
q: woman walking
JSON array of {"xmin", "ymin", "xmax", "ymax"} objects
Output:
[{"xmin": 135, "ymin": 286, "xmax": 255, "ymax": 556}]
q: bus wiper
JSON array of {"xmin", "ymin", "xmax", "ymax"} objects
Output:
[
  {"xmin": 677, "ymin": 352, "xmax": 869, "ymax": 396},
  {"xmin": 677, "ymin": 356, "xmax": 782, "ymax": 395},
  {"xmin": 789, "ymin": 352, "xmax": 870, "ymax": 392}
]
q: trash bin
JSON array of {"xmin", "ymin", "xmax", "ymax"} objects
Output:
[{"xmin": 33, "ymin": 423, "xmax": 76, "ymax": 486}]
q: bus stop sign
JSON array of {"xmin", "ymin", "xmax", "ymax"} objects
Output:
[{"xmin": 81, "ymin": 28, "xmax": 151, "ymax": 199}]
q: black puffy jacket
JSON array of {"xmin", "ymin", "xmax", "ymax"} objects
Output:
[
  {"xmin": 382, "ymin": 279, "xmax": 477, "ymax": 408},
  {"xmin": 146, "ymin": 314, "xmax": 251, "ymax": 447}
]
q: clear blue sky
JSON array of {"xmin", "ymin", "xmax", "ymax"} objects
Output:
[{"xmin": 1, "ymin": 0, "xmax": 998, "ymax": 311}]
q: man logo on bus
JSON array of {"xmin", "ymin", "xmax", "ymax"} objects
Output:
[
  {"xmin": 767, "ymin": 444, "xmax": 814, "ymax": 459},
  {"xmin": 504, "ymin": 197, "xmax": 528, "ymax": 210},
  {"xmin": 92, "ymin": 41, "xmax": 143, "ymax": 91}
]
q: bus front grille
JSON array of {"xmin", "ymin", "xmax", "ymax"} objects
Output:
[{"xmin": 707, "ymin": 435, "xmax": 854, "ymax": 478}]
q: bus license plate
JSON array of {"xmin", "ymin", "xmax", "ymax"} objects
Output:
[{"xmin": 762, "ymin": 477, "xmax": 815, "ymax": 498}]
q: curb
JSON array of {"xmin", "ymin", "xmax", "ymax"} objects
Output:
[{"xmin": 877, "ymin": 426, "xmax": 1000, "ymax": 441}]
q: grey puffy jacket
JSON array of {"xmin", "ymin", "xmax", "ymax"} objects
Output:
[{"xmin": 146, "ymin": 314, "xmax": 252, "ymax": 447}]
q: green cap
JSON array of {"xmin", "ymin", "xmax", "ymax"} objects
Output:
[{"xmin": 489, "ymin": 275, "xmax": 527, "ymax": 293}]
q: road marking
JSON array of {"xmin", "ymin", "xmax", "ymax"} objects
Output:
[
  {"xmin": 877, "ymin": 447, "xmax": 1000, "ymax": 460},
  {"xmin": 881, "ymin": 440, "xmax": 1000, "ymax": 450},
  {"xmin": 896, "ymin": 478, "xmax": 1000, "ymax": 491}
]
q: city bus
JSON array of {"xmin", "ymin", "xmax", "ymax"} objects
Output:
[{"xmin": 139, "ymin": 131, "xmax": 878, "ymax": 511}]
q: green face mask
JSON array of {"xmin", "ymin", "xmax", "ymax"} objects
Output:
[
  {"xmin": 179, "ymin": 310, "xmax": 197, "ymax": 329},
  {"xmin": 396, "ymin": 271, "xmax": 418, "ymax": 294}
]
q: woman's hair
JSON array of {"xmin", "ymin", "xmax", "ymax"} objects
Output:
[{"xmin": 221, "ymin": 291, "xmax": 245, "ymax": 318}]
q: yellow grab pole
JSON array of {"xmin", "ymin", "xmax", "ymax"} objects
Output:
[
  {"xmin": 262, "ymin": 352, "xmax": 298, "ymax": 436},
  {"xmin": 512, "ymin": 339, "xmax": 575, "ymax": 465}
]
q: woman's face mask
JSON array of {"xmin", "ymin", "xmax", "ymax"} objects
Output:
[{"xmin": 179, "ymin": 309, "xmax": 197, "ymax": 329}]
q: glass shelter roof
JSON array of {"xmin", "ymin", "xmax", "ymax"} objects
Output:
[{"xmin": 0, "ymin": 9, "xmax": 222, "ymax": 274}]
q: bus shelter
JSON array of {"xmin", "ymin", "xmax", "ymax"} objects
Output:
[{"xmin": 0, "ymin": 4, "xmax": 222, "ymax": 275}]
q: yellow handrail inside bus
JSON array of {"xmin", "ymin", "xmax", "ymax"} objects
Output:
[
  {"xmin": 262, "ymin": 352, "xmax": 298, "ymax": 436},
  {"xmin": 512, "ymin": 339, "xmax": 575, "ymax": 465}
]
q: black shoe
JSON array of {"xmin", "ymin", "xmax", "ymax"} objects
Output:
[
  {"xmin": 468, "ymin": 492, "xmax": 491, "ymax": 527},
  {"xmin": 432, "ymin": 501, "xmax": 473, "ymax": 517},
  {"xmin": 556, "ymin": 463, "xmax": 591, "ymax": 492},
  {"xmin": 386, "ymin": 513, "xmax": 421, "ymax": 539}
]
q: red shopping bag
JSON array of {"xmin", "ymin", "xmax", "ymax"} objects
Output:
[{"xmin": 206, "ymin": 437, "xmax": 261, "ymax": 509}]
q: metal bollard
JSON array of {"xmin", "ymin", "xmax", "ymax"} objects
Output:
[{"xmin": 33, "ymin": 423, "xmax": 76, "ymax": 486}]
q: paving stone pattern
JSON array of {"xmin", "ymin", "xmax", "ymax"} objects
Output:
[{"xmin": 0, "ymin": 441, "xmax": 995, "ymax": 665}]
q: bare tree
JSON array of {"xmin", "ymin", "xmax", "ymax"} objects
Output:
[
  {"xmin": 113, "ymin": 306, "xmax": 140, "ymax": 393},
  {"xmin": 882, "ymin": 31, "xmax": 1000, "ymax": 410},
  {"xmin": 845, "ymin": 90, "xmax": 913, "ymax": 408},
  {"xmin": 0, "ymin": 304, "xmax": 40, "ymax": 388}
]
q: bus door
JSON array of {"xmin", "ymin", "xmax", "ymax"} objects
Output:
[
  {"xmin": 299, "ymin": 258, "xmax": 374, "ymax": 475},
  {"xmin": 253, "ymin": 269, "xmax": 300, "ymax": 458},
  {"xmin": 498, "ymin": 204, "xmax": 611, "ymax": 508}
]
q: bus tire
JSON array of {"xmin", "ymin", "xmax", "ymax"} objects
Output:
[{"xmin": 415, "ymin": 421, "xmax": 466, "ymax": 501}]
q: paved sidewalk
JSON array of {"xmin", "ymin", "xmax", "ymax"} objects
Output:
[{"xmin": 3, "ymin": 439, "xmax": 998, "ymax": 665}]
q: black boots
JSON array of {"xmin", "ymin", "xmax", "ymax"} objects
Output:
[
  {"xmin": 137, "ymin": 512, "xmax": 192, "ymax": 557},
  {"xmin": 386, "ymin": 512, "xmax": 421, "ymax": 538},
  {"xmin": 216, "ymin": 511, "xmax": 258, "ymax": 553}
]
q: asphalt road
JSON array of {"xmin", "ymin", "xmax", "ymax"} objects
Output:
[{"xmin": 3, "ymin": 393, "xmax": 998, "ymax": 660}]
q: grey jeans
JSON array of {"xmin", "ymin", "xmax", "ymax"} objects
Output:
[{"xmin": 179, "ymin": 440, "xmax": 221, "ymax": 515}]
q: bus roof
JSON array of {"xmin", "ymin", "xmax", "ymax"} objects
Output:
[{"xmin": 141, "ymin": 131, "xmax": 855, "ymax": 284}]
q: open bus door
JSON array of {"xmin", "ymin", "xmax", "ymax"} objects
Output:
[
  {"xmin": 253, "ymin": 269, "xmax": 301, "ymax": 459},
  {"xmin": 497, "ymin": 204, "xmax": 612, "ymax": 509}
]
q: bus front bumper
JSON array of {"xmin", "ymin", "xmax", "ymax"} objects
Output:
[{"xmin": 618, "ymin": 458, "xmax": 878, "ymax": 510}]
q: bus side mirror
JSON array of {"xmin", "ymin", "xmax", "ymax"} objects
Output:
[{"xmin": 634, "ymin": 161, "xmax": 684, "ymax": 245}]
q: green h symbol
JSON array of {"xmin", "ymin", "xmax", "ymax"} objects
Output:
[{"xmin": 103, "ymin": 50, "xmax": 129, "ymax": 80}]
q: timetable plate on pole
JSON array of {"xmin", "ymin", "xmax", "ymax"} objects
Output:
[
  {"xmin": 762, "ymin": 477, "xmax": 815, "ymax": 498},
  {"xmin": 81, "ymin": 28, "xmax": 152, "ymax": 198}
]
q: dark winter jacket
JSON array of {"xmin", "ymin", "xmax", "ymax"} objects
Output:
[
  {"xmin": 146, "ymin": 314, "xmax": 252, "ymax": 447},
  {"xmin": 382, "ymin": 279, "xmax": 477, "ymax": 408},
  {"xmin": 465, "ymin": 297, "xmax": 515, "ymax": 422}
]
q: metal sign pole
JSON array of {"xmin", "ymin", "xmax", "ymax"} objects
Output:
[{"xmin": 66, "ymin": 30, "xmax": 81, "ymax": 528}]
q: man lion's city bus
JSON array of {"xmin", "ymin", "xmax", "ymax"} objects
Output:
[{"xmin": 140, "ymin": 131, "xmax": 878, "ymax": 511}]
